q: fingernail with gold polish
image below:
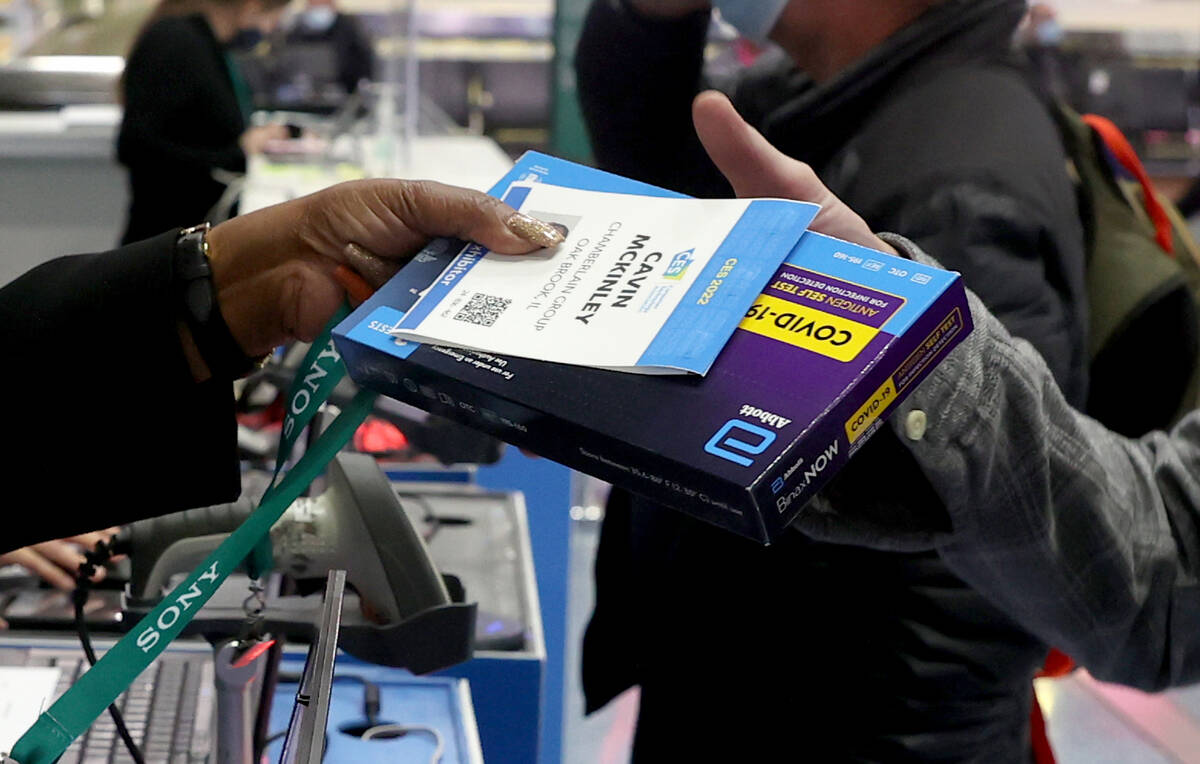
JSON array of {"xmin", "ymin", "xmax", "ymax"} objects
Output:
[
  {"xmin": 506, "ymin": 212, "xmax": 566, "ymax": 248},
  {"xmin": 344, "ymin": 242, "xmax": 377, "ymax": 259}
]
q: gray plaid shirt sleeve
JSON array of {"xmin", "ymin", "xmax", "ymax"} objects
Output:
[{"xmin": 800, "ymin": 233, "xmax": 1200, "ymax": 690}]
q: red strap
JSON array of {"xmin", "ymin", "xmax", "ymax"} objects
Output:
[
  {"xmin": 1038, "ymin": 648, "xmax": 1076, "ymax": 678},
  {"xmin": 1082, "ymin": 113, "xmax": 1175, "ymax": 256},
  {"xmin": 1030, "ymin": 692, "xmax": 1057, "ymax": 764},
  {"xmin": 1029, "ymin": 649, "xmax": 1076, "ymax": 763}
]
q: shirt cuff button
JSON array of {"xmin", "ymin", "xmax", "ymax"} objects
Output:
[{"xmin": 904, "ymin": 409, "xmax": 927, "ymax": 441}]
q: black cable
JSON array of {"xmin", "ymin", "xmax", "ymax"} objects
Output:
[
  {"xmin": 410, "ymin": 494, "xmax": 444, "ymax": 543},
  {"xmin": 360, "ymin": 677, "xmax": 381, "ymax": 727},
  {"xmin": 253, "ymin": 577, "xmax": 296, "ymax": 762},
  {"xmin": 403, "ymin": 493, "xmax": 473, "ymax": 544},
  {"xmin": 74, "ymin": 540, "xmax": 146, "ymax": 764},
  {"xmin": 252, "ymin": 636, "xmax": 286, "ymax": 762}
]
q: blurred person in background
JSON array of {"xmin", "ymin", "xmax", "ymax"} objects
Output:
[
  {"xmin": 1019, "ymin": 2, "xmax": 1074, "ymax": 102},
  {"xmin": 1183, "ymin": 66, "xmax": 1200, "ymax": 222},
  {"xmin": 0, "ymin": 530, "xmax": 120, "ymax": 593},
  {"xmin": 576, "ymin": 0, "xmax": 1088, "ymax": 760},
  {"xmin": 116, "ymin": 0, "xmax": 291, "ymax": 244},
  {"xmin": 284, "ymin": 0, "xmax": 374, "ymax": 96}
]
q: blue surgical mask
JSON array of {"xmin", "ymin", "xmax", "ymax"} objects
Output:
[
  {"xmin": 300, "ymin": 6, "xmax": 336, "ymax": 32},
  {"xmin": 712, "ymin": 0, "xmax": 789, "ymax": 42},
  {"xmin": 1034, "ymin": 19, "xmax": 1063, "ymax": 46}
]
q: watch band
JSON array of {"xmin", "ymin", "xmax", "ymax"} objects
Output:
[{"xmin": 175, "ymin": 223, "xmax": 266, "ymax": 379}]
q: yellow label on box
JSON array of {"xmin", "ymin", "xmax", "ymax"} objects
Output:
[
  {"xmin": 845, "ymin": 377, "xmax": 897, "ymax": 443},
  {"xmin": 738, "ymin": 293, "xmax": 878, "ymax": 362}
]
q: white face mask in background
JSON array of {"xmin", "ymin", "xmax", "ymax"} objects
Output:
[
  {"xmin": 300, "ymin": 5, "xmax": 337, "ymax": 32},
  {"xmin": 711, "ymin": 0, "xmax": 790, "ymax": 42}
]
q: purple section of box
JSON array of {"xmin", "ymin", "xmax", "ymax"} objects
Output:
[
  {"xmin": 764, "ymin": 265, "xmax": 903, "ymax": 330},
  {"xmin": 892, "ymin": 307, "xmax": 967, "ymax": 394},
  {"xmin": 751, "ymin": 285, "xmax": 974, "ymax": 537},
  {"xmin": 698, "ymin": 326, "xmax": 893, "ymax": 451}
]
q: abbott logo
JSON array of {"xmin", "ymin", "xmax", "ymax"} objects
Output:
[{"xmin": 704, "ymin": 420, "xmax": 776, "ymax": 467}]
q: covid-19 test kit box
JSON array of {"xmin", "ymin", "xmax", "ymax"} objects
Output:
[{"xmin": 333, "ymin": 153, "xmax": 972, "ymax": 543}]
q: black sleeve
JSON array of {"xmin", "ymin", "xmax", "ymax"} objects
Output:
[
  {"xmin": 575, "ymin": 0, "xmax": 727, "ymax": 196},
  {"xmin": 878, "ymin": 177, "xmax": 1087, "ymax": 404},
  {"xmin": 333, "ymin": 15, "xmax": 374, "ymax": 92},
  {"xmin": 1179, "ymin": 176, "xmax": 1200, "ymax": 219},
  {"xmin": 0, "ymin": 232, "xmax": 240, "ymax": 551},
  {"xmin": 837, "ymin": 67, "xmax": 1089, "ymax": 405},
  {"xmin": 820, "ymin": 70, "xmax": 1089, "ymax": 537},
  {"xmin": 118, "ymin": 24, "xmax": 246, "ymax": 175}
]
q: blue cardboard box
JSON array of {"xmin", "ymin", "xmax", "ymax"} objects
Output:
[{"xmin": 333, "ymin": 153, "xmax": 971, "ymax": 543}]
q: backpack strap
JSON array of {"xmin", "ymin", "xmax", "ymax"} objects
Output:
[{"xmin": 1081, "ymin": 113, "xmax": 1175, "ymax": 256}]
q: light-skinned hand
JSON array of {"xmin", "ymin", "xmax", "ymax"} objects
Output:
[
  {"xmin": 0, "ymin": 528, "xmax": 121, "ymax": 592},
  {"xmin": 239, "ymin": 123, "xmax": 291, "ymax": 155},
  {"xmin": 691, "ymin": 90, "xmax": 898, "ymax": 256}
]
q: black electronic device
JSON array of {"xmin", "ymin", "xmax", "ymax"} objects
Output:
[
  {"xmin": 234, "ymin": 43, "xmax": 347, "ymax": 114},
  {"xmin": 239, "ymin": 344, "xmax": 504, "ymax": 465},
  {"xmin": 120, "ymin": 453, "xmax": 477, "ymax": 674},
  {"xmin": 0, "ymin": 643, "xmax": 216, "ymax": 763},
  {"xmin": 1, "ymin": 589, "xmax": 123, "ymax": 632},
  {"xmin": 1081, "ymin": 64, "xmax": 1192, "ymax": 136}
]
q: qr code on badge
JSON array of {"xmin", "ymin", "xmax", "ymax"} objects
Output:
[{"xmin": 453, "ymin": 292, "xmax": 511, "ymax": 327}]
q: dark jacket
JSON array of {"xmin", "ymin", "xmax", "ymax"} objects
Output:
[
  {"xmin": 285, "ymin": 13, "xmax": 374, "ymax": 95},
  {"xmin": 0, "ymin": 231, "xmax": 239, "ymax": 551},
  {"xmin": 576, "ymin": 0, "xmax": 1088, "ymax": 760},
  {"xmin": 118, "ymin": 15, "xmax": 247, "ymax": 245}
]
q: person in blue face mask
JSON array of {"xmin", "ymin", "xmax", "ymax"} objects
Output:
[
  {"xmin": 284, "ymin": 0, "xmax": 374, "ymax": 95},
  {"xmin": 117, "ymin": 0, "xmax": 293, "ymax": 245},
  {"xmin": 709, "ymin": 0, "xmax": 789, "ymax": 43},
  {"xmin": 576, "ymin": 1, "xmax": 1089, "ymax": 760},
  {"xmin": 1019, "ymin": 3, "xmax": 1076, "ymax": 102}
]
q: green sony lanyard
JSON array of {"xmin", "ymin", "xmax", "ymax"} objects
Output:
[
  {"xmin": 246, "ymin": 304, "xmax": 353, "ymax": 577},
  {"xmin": 10, "ymin": 309, "xmax": 373, "ymax": 764},
  {"xmin": 224, "ymin": 52, "xmax": 253, "ymax": 124}
]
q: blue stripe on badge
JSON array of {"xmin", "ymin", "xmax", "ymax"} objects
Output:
[
  {"xmin": 396, "ymin": 184, "xmax": 535, "ymax": 331},
  {"xmin": 347, "ymin": 306, "xmax": 420, "ymax": 359},
  {"xmin": 500, "ymin": 184, "xmax": 533, "ymax": 209},
  {"xmin": 638, "ymin": 199, "xmax": 818, "ymax": 374}
]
